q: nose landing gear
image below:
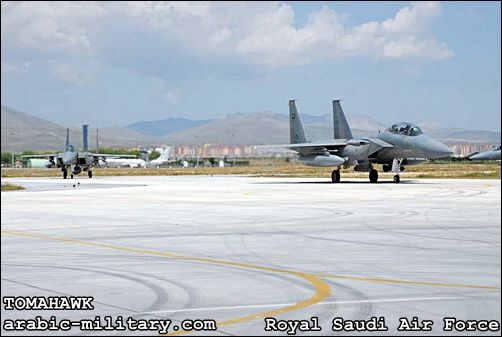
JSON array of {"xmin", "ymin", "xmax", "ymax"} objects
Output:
[{"xmin": 391, "ymin": 158, "xmax": 404, "ymax": 183}]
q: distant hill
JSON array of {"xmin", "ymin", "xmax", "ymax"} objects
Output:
[
  {"xmin": 419, "ymin": 123, "xmax": 500, "ymax": 144},
  {"xmin": 439, "ymin": 130, "xmax": 501, "ymax": 143},
  {"xmin": 1, "ymin": 106, "xmax": 158, "ymax": 152},
  {"xmin": 126, "ymin": 117, "xmax": 215, "ymax": 136},
  {"xmin": 165, "ymin": 112, "xmax": 289, "ymax": 145},
  {"xmin": 1, "ymin": 105, "xmax": 62, "ymax": 130},
  {"xmin": 1, "ymin": 105, "xmax": 499, "ymax": 151},
  {"xmin": 153, "ymin": 112, "xmax": 385, "ymax": 145},
  {"xmin": 1, "ymin": 106, "xmax": 68, "ymax": 151}
]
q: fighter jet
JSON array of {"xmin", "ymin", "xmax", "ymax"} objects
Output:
[
  {"xmin": 258, "ymin": 100, "xmax": 451, "ymax": 183},
  {"xmin": 468, "ymin": 146, "xmax": 501, "ymax": 161},
  {"xmin": 22, "ymin": 125, "xmax": 135, "ymax": 179}
]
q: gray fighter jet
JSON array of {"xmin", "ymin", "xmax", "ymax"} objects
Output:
[
  {"xmin": 22, "ymin": 125, "xmax": 135, "ymax": 179},
  {"xmin": 258, "ymin": 100, "xmax": 451, "ymax": 183},
  {"xmin": 468, "ymin": 146, "xmax": 501, "ymax": 161}
]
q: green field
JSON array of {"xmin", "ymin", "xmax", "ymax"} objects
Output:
[{"xmin": 1, "ymin": 162, "xmax": 500, "ymax": 180}]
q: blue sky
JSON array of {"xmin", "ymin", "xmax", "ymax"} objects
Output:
[{"xmin": 1, "ymin": 1, "xmax": 500, "ymax": 131}]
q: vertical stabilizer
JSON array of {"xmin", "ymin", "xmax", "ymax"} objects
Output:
[
  {"xmin": 65, "ymin": 129, "xmax": 70, "ymax": 147},
  {"xmin": 333, "ymin": 100, "xmax": 353, "ymax": 139},
  {"xmin": 96, "ymin": 128, "xmax": 99, "ymax": 152},
  {"xmin": 289, "ymin": 100, "xmax": 306, "ymax": 144},
  {"xmin": 82, "ymin": 124, "xmax": 89, "ymax": 152}
]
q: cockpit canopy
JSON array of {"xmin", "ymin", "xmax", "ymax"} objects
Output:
[
  {"xmin": 385, "ymin": 122, "xmax": 423, "ymax": 136},
  {"xmin": 66, "ymin": 144, "xmax": 75, "ymax": 152}
]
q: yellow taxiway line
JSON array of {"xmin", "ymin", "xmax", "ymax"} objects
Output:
[
  {"xmin": 318, "ymin": 273, "xmax": 500, "ymax": 291},
  {"xmin": 2, "ymin": 230, "xmax": 500, "ymax": 336},
  {"xmin": 1, "ymin": 230, "xmax": 331, "ymax": 335}
]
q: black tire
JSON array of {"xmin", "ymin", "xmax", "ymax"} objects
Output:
[
  {"xmin": 369, "ymin": 169, "xmax": 378, "ymax": 183},
  {"xmin": 63, "ymin": 170, "xmax": 67, "ymax": 179},
  {"xmin": 393, "ymin": 175, "xmax": 401, "ymax": 183},
  {"xmin": 331, "ymin": 170, "xmax": 341, "ymax": 183},
  {"xmin": 88, "ymin": 170, "xmax": 93, "ymax": 178}
]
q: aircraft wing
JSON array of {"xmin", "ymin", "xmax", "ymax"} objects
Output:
[
  {"xmin": 21, "ymin": 154, "xmax": 59, "ymax": 158},
  {"xmin": 254, "ymin": 144, "xmax": 326, "ymax": 155},
  {"xmin": 255, "ymin": 139, "xmax": 385, "ymax": 149},
  {"xmin": 256, "ymin": 140, "xmax": 346, "ymax": 148},
  {"xmin": 254, "ymin": 139, "xmax": 389, "ymax": 156}
]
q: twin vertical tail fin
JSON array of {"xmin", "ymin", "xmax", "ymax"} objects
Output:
[
  {"xmin": 332, "ymin": 100, "xmax": 353, "ymax": 139},
  {"xmin": 289, "ymin": 100, "xmax": 307, "ymax": 144},
  {"xmin": 288, "ymin": 99, "xmax": 352, "ymax": 143}
]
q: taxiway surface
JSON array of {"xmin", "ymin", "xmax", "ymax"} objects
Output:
[{"xmin": 1, "ymin": 176, "xmax": 501, "ymax": 335}]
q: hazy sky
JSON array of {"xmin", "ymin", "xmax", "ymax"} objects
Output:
[{"xmin": 1, "ymin": 1, "xmax": 501, "ymax": 130}]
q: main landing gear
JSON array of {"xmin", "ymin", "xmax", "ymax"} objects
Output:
[
  {"xmin": 332, "ymin": 162, "xmax": 404, "ymax": 184},
  {"xmin": 333, "ymin": 167, "xmax": 379, "ymax": 183},
  {"xmin": 331, "ymin": 169, "xmax": 341, "ymax": 183}
]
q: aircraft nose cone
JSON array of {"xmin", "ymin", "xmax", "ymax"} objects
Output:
[
  {"xmin": 438, "ymin": 142, "xmax": 453, "ymax": 157},
  {"xmin": 62, "ymin": 152, "xmax": 77, "ymax": 165},
  {"xmin": 422, "ymin": 138, "xmax": 452, "ymax": 158}
]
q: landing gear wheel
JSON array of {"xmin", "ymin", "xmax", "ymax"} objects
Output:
[
  {"xmin": 331, "ymin": 169, "xmax": 341, "ymax": 183},
  {"xmin": 88, "ymin": 170, "xmax": 93, "ymax": 178},
  {"xmin": 369, "ymin": 169, "xmax": 378, "ymax": 183},
  {"xmin": 63, "ymin": 170, "xmax": 67, "ymax": 179},
  {"xmin": 393, "ymin": 175, "xmax": 401, "ymax": 184},
  {"xmin": 71, "ymin": 174, "xmax": 74, "ymax": 179}
]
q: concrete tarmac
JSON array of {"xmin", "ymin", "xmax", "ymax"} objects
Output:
[{"xmin": 1, "ymin": 176, "xmax": 501, "ymax": 335}]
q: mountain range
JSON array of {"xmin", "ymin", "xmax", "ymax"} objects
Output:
[
  {"xmin": 1, "ymin": 106, "xmax": 157, "ymax": 152},
  {"xmin": 1, "ymin": 105, "xmax": 500, "ymax": 152}
]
